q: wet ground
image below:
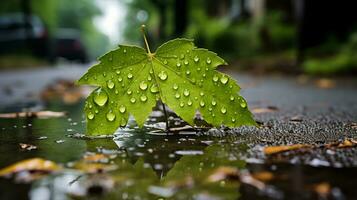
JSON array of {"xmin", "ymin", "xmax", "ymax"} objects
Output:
[{"xmin": 0, "ymin": 65, "xmax": 356, "ymax": 199}]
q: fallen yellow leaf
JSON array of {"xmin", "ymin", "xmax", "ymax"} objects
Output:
[
  {"xmin": 251, "ymin": 171, "xmax": 274, "ymax": 182},
  {"xmin": 0, "ymin": 158, "xmax": 61, "ymax": 177},
  {"xmin": 0, "ymin": 111, "xmax": 66, "ymax": 119},
  {"xmin": 73, "ymin": 162, "xmax": 118, "ymax": 173},
  {"xmin": 313, "ymin": 182, "xmax": 331, "ymax": 198},
  {"xmin": 251, "ymin": 106, "xmax": 278, "ymax": 114},
  {"xmin": 264, "ymin": 144, "xmax": 311, "ymax": 155},
  {"xmin": 206, "ymin": 166, "xmax": 239, "ymax": 182},
  {"xmin": 83, "ymin": 153, "xmax": 110, "ymax": 163},
  {"xmin": 315, "ymin": 78, "xmax": 336, "ymax": 89}
]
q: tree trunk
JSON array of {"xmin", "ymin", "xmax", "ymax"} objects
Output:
[{"xmin": 174, "ymin": 0, "xmax": 187, "ymax": 37}]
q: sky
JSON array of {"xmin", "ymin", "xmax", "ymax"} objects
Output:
[{"xmin": 93, "ymin": 0, "xmax": 127, "ymax": 45}]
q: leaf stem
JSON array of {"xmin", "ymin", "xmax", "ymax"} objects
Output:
[
  {"xmin": 161, "ymin": 102, "xmax": 170, "ymax": 132},
  {"xmin": 140, "ymin": 25, "xmax": 152, "ymax": 55}
]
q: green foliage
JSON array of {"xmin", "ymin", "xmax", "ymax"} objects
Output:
[
  {"xmin": 304, "ymin": 32, "xmax": 357, "ymax": 74},
  {"xmin": 78, "ymin": 37, "xmax": 256, "ymax": 135}
]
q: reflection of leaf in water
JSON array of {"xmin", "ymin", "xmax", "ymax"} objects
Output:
[
  {"xmin": 159, "ymin": 144, "xmax": 246, "ymax": 199},
  {"xmin": 28, "ymin": 144, "xmax": 247, "ymax": 199}
]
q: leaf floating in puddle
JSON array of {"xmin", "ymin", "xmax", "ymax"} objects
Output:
[
  {"xmin": 41, "ymin": 79, "xmax": 89, "ymax": 104},
  {"xmin": 315, "ymin": 78, "xmax": 336, "ymax": 89},
  {"xmin": 336, "ymin": 139, "xmax": 357, "ymax": 148},
  {"xmin": 207, "ymin": 166, "xmax": 239, "ymax": 182},
  {"xmin": 83, "ymin": 153, "xmax": 112, "ymax": 163},
  {"xmin": 0, "ymin": 111, "xmax": 66, "ymax": 119},
  {"xmin": 264, "ymin": 144, "xmax": 311, "ymax": 155},
  {"xmin": 19, "ymin": 143, "xmax": 37, "ymax": 151},
  {"xmin": 251, "ymin": 171, "xmax": 274, "ymax": 182},
  {"xmin": 251, "ymin": 106, "xmax": 278, "ymax": 114},
  {"xmin": 174, "ymin": 150, "xmax": 204, "ymax": 155},
  {"xmin": 72, "ymin": 153, "xmax": 118, "ymax": 173},
  {"xmin": 313, "ymin": 182, "xmax": 331, "ymax": 199},
  {"xmin": 73, "ymin": 163, "xmax": 118, "ymax": 174},
  {"xmin": 264, "ymin": 139, "xmax": 357, "ymax": 155},
  {"xmin": 0, "ymin": 158, "xmax": 61, "ymax": 177}
]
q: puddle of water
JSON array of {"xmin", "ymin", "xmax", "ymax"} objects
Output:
[{"xmin": 0, "ymin": 100, "xmax": 356, "ymax": 199}]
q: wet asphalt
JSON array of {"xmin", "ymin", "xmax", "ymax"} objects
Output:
[{"xmin": 0, "ymin": 64, "xmax": 356, "ymax": 167}]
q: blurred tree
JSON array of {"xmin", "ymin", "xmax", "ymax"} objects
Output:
[
  {"xmin": 173, "ymin": 0, "xmax": 187, "ymax": 37},
  {"xmin": 56, "ymin": 0, "xmax": 109, "ymax": 58},
  {"xmin": 0, "ymin": 0, "xmax": 108, "ymax": 59}
]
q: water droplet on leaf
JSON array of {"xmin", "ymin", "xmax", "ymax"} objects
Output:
[
  {"xmin": 130, "ymin": 97, "xmax": 136, "ymax": 103},
  {"xmin": 140, "ymin": 95, "xmax": 147, "ymax": 102},
  {"xmin": 240, "ymin": 100, "xmax": 247, "ymax": 108},
  {"xmin": 194, "ymin": 56, "xmax": 199, "ymax": 62},
  {"xmin": 119, "ymin": 105, "xmax": 126, "ymax": 113},
  {"xmin": 106, "ymin": 111, "xmax": 116, "ymax": 121},
  {"xmin": 139, "ymin": 81, "xmax": 148, "ymax": 90},
  {"xmin": 175, "ymin": 93, "xmax": 181, "ymax": 99},
  {"xmin": 213, "ymin": 75, "xmax": 219, "ymax": 82},
  {"xmin": 187, "ymin": 100, "xmax": 192, "ymax": 106},
  {"xmin": 173, "ymin": 84, "xmax": 179, "ymax": 90},
  {"xmin": 220, "ymin": 75, "xmax": 229, "ymax": 84},
  {"xmin": 230, "ymin": 95, "xmax": 235, "ymax": 101},
  {"xmin": 183, "ymin": 89, "xmax": 190, "ymax": 97},
  {"xmin": 158, "ymin": 71, "xmax": 168, "ymax": 80},
  {"xmin": 87, "ymin": 112, "xmax": 94, "ymax": 120},
  {"xmin": 94, "ymin": 89, "xmax": 108, "ymax": 106},
  {"xmin": 211, "ymin": 100, "xmax": 217, "ymax": 106},
  {"xmin": 120, "ymin": 118, "xmax": 126, "ymax": 126},
  {"xmin": 150, "ymin": 84, "xmax": 159, "ymax": 93},
  {"xmin": 127, "ymin": 73, "xmax": 133, "ymax": 79},
  {"xmin": 107, "ymin": 80, "xmax": 115, "ymax": 89},
  {"xmin": 221, "ymin": 107, "xmax": 227, "ymax": 114}
]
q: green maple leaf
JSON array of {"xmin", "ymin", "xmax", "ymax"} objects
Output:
[{"xmin": 77, "ymin": 26, "xmax": 256, "ymax": 135}]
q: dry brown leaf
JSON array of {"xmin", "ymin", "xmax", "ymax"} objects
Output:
[
  {"xmin": 315, "ymin": 78, "xmax": 336, "ymax": 89},
  {"xmin": 83, "ymin": 153, "xmax": 111, "ymax": 163},
  {"xmin": 206, "ymin": 167, "xmax": 269, "ymax": 191},
  {"xmin": 264, "ymin": 144, "xmax": 311, "ymax": 155},
  {"xmin": 251, "ymin": 106, "xmax": 278, "ymax": 114},
  {"xmin": 73, "ymin": 162, "xmax": 118, "ymax": 173},
  {"xmin": 351, "ymin": 122, "xmax": 357, "ymax": 129},
  {"xmin": 336, "ymin": 139, "xmax": 357, "ymax": 148},
  {"xmin": 206, "ymin": 166, "xmax": 239, "ymax": 182},
  {"xmin": 19, "ymin": 143, "xmax": 38, "ymax": 151},
  {"xmin": 0, "ymin": 158, "xmax": 61, "ymax": 177},
  {"xmin": 240, "ymin": 172, "xmax": 267, "ymax": 191},
  {"xmin": 313, "ymin": 182, "xmax": 331, "ymax": 198},
  {"xmin": 41, "ymin": 79, "xmax": 88, "ymax": 104},
  {"xmin": 0, "ymin": 111, "xmax": 66, "ymax": 119},
  {"xmin": 251, "ymin": 171, "xmax": 274, "ymax": 182},
  {"xmin": 289, "ymin": 115, "xmax": 303, "ymax": 122},
  {"xmin": 264, "ymin": 139, "xmax": 357, "ymax": 155}
]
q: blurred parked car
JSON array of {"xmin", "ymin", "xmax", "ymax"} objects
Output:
[
  {"xmin": 0, "ymin": 13, "xmax": 49, "ymax": 58},
  {"xmin": 54, "ymin": 29, "xmax": 88, "ymax": 63}
]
